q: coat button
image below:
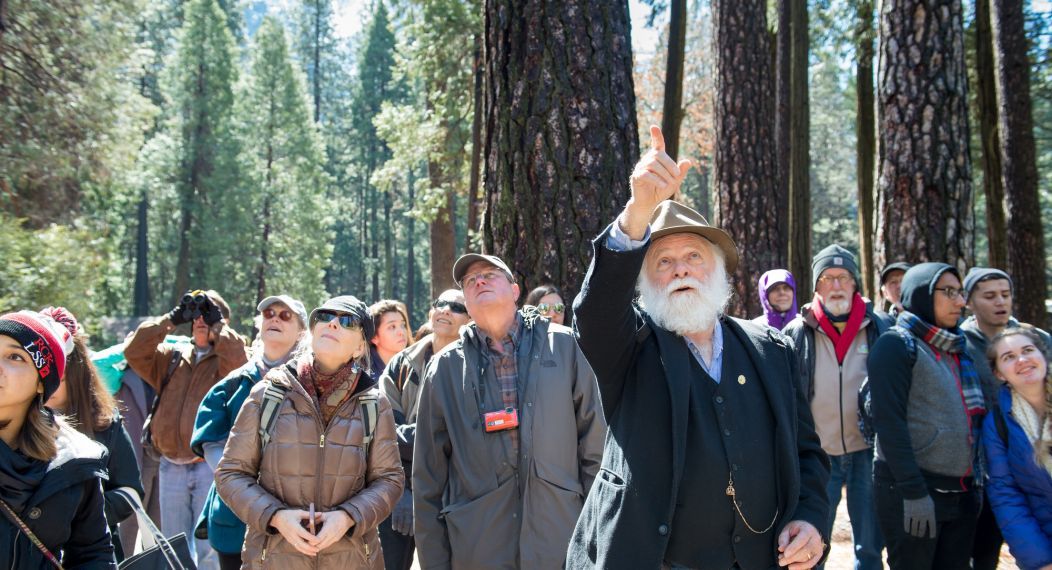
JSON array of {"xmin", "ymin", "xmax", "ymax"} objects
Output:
[
  {"xmin": 723, "ymin": 429, "xmax": 731, "ymax": 437},
  {"xmin": 658, "ymin": 524, "xmax": 669, "ymax": 536},
  {"xmin": 715, "ymin": 396, "xmax": 724, "ymax": 404},
  {"xmin": 734, "ymin": 535, "xmax": 742, "ymax": 543},
  {"xmin": 28, "ymin": 508, "xmax": 41, "ymax": 519}
]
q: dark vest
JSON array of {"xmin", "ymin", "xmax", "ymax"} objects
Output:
[{"xmin": 665, "ymin": 324, "xmax": 780, "ymax": 569}]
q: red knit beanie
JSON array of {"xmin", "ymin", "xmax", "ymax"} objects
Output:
[{"xmin": 0, "ymin": 310, "xmax": 77, "ymax": 401}]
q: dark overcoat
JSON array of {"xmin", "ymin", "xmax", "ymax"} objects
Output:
[{"xmin": 566, "ymin": 230, "xmax": 831, "ymax": 569}]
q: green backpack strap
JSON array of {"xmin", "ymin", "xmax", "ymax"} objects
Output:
[
  {"xmin": 258, "ymin": 381, "xmax": 290, "ymax": 450},
  {"xmin": 359, "ymin": 392, "xmax": 379, "ymax": 456}
]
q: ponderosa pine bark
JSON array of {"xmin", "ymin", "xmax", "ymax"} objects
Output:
[
  {"xmin": 481, "ymin": 0, "xmax": 638, "ymax": 302},
  {"xmin": 875, "ymin": 0, "xmax": 974, "ymax": 274},
  {"xmin": 856, "ymin": 0, "xmax": 877, "ymax": 298},
  {"xmin": 976, "ymin": 0, "xmax": 1007, "ymax": 269},
  {"xmin": 992, "ymin": 0, "xmax": 1047, "ymax": 326},
  {"xmin": 712, "ymin": 0, "xmax": 783, "ymax": 317},
  {"xmin": 787, "ymin": 0, "xmax": 811, "ymax": 299}
]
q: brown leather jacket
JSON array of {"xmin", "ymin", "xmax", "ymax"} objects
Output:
[
  {"xmin": 216, "ymin": 360, "xmax": 404, "ymax": 569},
  {"xmin": 125, "ymin": 317, "xmax": 248, "ymax": 461}
]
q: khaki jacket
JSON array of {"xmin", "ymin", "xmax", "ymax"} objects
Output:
[
  {"xmin": 125, "ymin": 317, "xmax": 248, "ymax": 461},
  {"xmin": 413, "ymin": 311, "xmax": 606, "ymax": 570},
  {"xmin": 216, "ymin": 361, "xmax": 404, "ymax": 569}
]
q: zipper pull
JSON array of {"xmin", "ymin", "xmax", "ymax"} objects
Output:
[
  {"xmin": 261, "ymin": 547, "xmax": 267, "ymax": 561},
  {"xmin": 319, "ymin": 434, "xmax": 326, "ymax": 447},
  {"xmin": 365, "ymin": 542, "xmax": 371, "ymax": 557}
]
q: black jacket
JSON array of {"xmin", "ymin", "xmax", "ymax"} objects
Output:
[
  {"xmin": 565, "ymin": 230, "xmax": 831, "ymax": 569},
  {"xmin": 0, "ymin": 422, "xmax": 116, "ymax": 569},
  {"xmin": 94, "ymin": 414, "xmax": 143, "ymax": 561}
]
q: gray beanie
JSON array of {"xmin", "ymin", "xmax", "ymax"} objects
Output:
[
  {"xmin": 811, "ymin": 244, "xmax": 860, "ymax": 288},
  {"xmin": 963, "ymin": 267, "xmax": 1012, "ymax": 300}
]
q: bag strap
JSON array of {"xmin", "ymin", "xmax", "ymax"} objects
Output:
[
  {"xmin": 890, "ymin": 325, "xmax": 918, "ymax": 366},
  {"xmin": 360, "ymin": 392, "xmax": 379, "ymax": 455},
  {"xmin": 114, "ymin": 488, "xmax": 189, "ymax": 570},
  {"xmin": 142, "ymin": 349, "xmax": 183, "ymax": 442},
  {"xmin": 0, "ymin": 498, "xmax": 64, "ymax": 569},
  {"xmin": 258, "ymin": 381, "xmax": 290, "ymax": 449}
]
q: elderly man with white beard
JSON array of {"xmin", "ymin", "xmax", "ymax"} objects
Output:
[{"xmin": 565, "ymin": 126, "xmax": 831, "ymax": 570}]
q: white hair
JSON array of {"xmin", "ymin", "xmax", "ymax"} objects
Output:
[{"xmin": 637, "ymin": 238, "xmax": 733, "ymax": 336}]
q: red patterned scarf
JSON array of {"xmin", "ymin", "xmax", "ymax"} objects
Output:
[
  {"xmin": 298, "ymin": 357, "xmax": 361, "ymax": 424},
  {"xmin": 813, "ymin": 292, "xmax": 866, "ymax": 364}
]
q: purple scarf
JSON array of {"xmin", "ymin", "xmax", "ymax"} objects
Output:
[{"xmin": 757, "ymin": 269, "xmax": 798, "ymax": 330}]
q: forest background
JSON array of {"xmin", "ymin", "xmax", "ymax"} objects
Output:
[{"xmin": 1, "ymin": 0, "xmax": 1050, "ymax": 345}]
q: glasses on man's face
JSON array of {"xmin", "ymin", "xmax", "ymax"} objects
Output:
[
  {"xmin": 934, "ymin": 287, "xmax": 965, "ymax": 300},
  {"xmin": 816, "ymin": 274, "xmax": 855, "ymax": 287},
  {"xmin": 537, "ymin": 303, "xmax": 565, "ymax": 314},
  {"xmin": 262, "ymin": 308, "xmax": 294, "ymax": 322},
  {"xmin": 432, "ymin": 299, "xmax": 468, "ymax": 314},
  {"xmin": 462, "ymin": 270, "xmax": 506, "ymax": 288},
  {"xmin": 314, "ymin": 311, "xmax": 363, "ymax": 330}
]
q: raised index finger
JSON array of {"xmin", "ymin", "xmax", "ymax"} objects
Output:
[{"xmin": 650, "ymin": 125, "xmax": 665, "ymax": 152}]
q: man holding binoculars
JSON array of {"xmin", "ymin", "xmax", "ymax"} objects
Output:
[{"xmin": 125, "ymin": 289, "xmax": 248, "ymax": 569}]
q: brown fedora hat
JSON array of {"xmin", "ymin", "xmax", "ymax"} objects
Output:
[{"xmin": 649, "ymin": 200, "xmax": 739, "ymax": 273}]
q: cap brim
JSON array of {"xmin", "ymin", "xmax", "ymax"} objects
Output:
[{"xmin": 651, "ymin": 225, "xmax": 739, "ymax": 273}]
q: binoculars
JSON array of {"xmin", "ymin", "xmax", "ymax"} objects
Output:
[{"xmin": 176, "ymin": 289, "xmax": 211, "ymax": 322}]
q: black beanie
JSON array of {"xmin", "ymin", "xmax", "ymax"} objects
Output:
[{"xmin": 812, "ymin": 244, "xmax": 860, "ymax": 288}]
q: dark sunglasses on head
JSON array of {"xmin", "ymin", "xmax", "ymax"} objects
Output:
[
  {"xmin": 314, "ymin": 311, "xmax": 363, "ymax": 329},
  {"xmin": 432, "ymin": 299, "xmax": 468, "ymax": 315},
  {"xmin": 537, "ymin": 303, "xmax": 565, "ymax": 314},
  {"xmin": 262, "ymin": 308, "xmax": 294, "ymax": 322}
]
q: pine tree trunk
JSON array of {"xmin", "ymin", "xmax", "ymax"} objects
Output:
[
  {"xmin": 466, "ymin": 33, "xmax": 483, "ymax": 251},
  {"xmin": 256, "ymin": 196, "xmax": 271, "ymax": 305},
  {"xmin": 775, "ymin": 0, "xmax": 791, "ymax": 257},
  {"xmin": 976, "ymin": 0, "xmax": 1007, "ymax": 269},
  {"xmin": 429, "ymin": 175, "xmax": 456, "ymax": 299},
  {"xmin": 788, "ymin": 0, "xmax": 811, "ymax": 299},
  {"xmin": 383, "ymin": 188, "xmax": 393, "ymax": 299},
  {"xmin": 855, "ymin": 0, "xmax": 877, "ymax": 298},
  {"xmin": 407, "ymin": 169, "xmax": 416, "ymax": 317},
  {"xmin": 875, "ymin": 0, "xmax": 974, "ymax": 274},
  {"xmin": 312, "ymin": 1, "xmax": 321, "ymax": 123},
  {"xmin": 133, "ymin": 193, "xmax": 151, "ymax": 316},
  {"xmin": 712, "ymin": 0, "xmax": 783, "ymax": 317},
  {"xmin": 172, "ymin": 204, "xmax": 193, "ymax": 305},
  {"xmin": 992, "ymin": 0, "xmax": 1047, "ymax": 326},
  {"xmin": 481, "ymin": 0, "xmax": 638, "ymax": 302},
  {"xmin": 661, "ymin": 0, "xmax": 687, "ymax": 160}
]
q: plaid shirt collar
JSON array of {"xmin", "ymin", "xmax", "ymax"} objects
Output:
[{"xmin": 475, "ymin": 312, "xmax": 523, "ymax": 355}]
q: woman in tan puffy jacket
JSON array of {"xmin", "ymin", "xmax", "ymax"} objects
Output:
[{"xmin": 216, "ymin": 295, "xmax": 404, "ymax": 569}]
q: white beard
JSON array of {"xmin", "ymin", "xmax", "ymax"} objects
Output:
[
  {"xmin": 823, "ymin": 297, "xmax": 852, "ymax": 316},
  {"xmin": 637, "ymin": 266, "xmax": 733, "ymax": 336}
]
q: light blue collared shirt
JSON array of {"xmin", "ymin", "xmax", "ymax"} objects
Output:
[{"xmin": 605, "ymin": 220, "xmax": 724, "ymax": 383}]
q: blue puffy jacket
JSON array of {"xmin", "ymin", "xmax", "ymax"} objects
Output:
[
  {"xmin": 984, "ymin": 385, "xmax": 1052, "ymax": 570},
  {"xmin": 190, "ymin": 360, "xmax": 263, "ymax": 555}
]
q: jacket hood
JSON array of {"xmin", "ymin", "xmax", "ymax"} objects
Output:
[
  {"xmin": 900, "ymin": 262, "xmax": 960, "ymax": 326},
  {"xmin": 757, "ymin": 269, "xmax": 798, "ymax": 329},
  {"xmin": 25, "ymin": 420, "xmax": 108, "ymax": 508}
]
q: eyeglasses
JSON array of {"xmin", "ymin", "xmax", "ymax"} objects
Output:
[
  {"xmin": 314, "ymin": 311, "xmax": 363, "ymax": 329},
  {"xmin": 462, "ymin": 270, "xmax": 507, "ymax": 288},
  {"xmin": 537, "ymin": 303, "xmax": 565, "ymax": 314},
  {"xmin": 262, "ymin": 308, "xmax": 294, "ymax": 322},
  {"xmin": 816, "ymin": 274, "xmax": 855, "ymax": 286},
  {"xmin": 432, "ymin": 299, "xmax": 468, "ymax": 314},
  {"xmin": 934, "ymin": 287, "xmax": 965, "ymax": 300}
]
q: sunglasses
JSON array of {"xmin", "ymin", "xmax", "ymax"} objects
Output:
[
  {"xmin": 262, "ymin": 308, "xmax": 294, "ymax": 322},
  {"xmin": 537, "ymin": 303, "xmax": 565, "ymax": 314},
  {"xmin": 314, "ymin": 311, "xmax": 363, "ymax": 329},
  {"xmin": 432, "ymin": 299, "xmax": 468, "ymax": 314}
]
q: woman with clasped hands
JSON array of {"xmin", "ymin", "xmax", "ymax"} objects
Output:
[{"xmin": 216, "ymin": 296, "xmax": 404, "ymax": 569}]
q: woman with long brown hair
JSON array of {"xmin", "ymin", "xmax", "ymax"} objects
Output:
[
  {"xmin": 0, "ymin": 309, "xmax": 116, "ymax": 568},
  {"xmin": 44, "ymin": 307, "xmax": 144, "ymax": 562}
]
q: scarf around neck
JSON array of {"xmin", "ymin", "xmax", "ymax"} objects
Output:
[
  {"xmin": 897, "ymin": 310, "xmax": 985, "ymax": 417},
  {"xmin": 812, "ymin": 292, "xmax": 866, "ymax": 364},
  {"xmin": 1010, "ymin": 390, "xmax": 1052, "ymax": 478},
  {"xmin": 0, "ymin": 438, "xmax": 47, "ymax": 513},
  {"xmin": 298, "ymin": 357, "xmax": 361, "ymax": 424}
]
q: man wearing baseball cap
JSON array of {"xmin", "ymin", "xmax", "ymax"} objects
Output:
[{"xmin": 413, "ymin": 253, "xmax": 605, "ymax": 569}]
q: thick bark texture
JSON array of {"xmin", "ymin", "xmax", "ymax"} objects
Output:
[
  {"xmin": 788, "ymin": 0, "xmax": 811, "ymax": 299},
  {"xmin": 661, "ymin": 0, "xmax": 687, "ymax": 160},
  {"xmin": 875, "ymin": 0, "xmax": 974, "ymax": 275},
  {"xmin": 856, "ymin": 0, "xmax": 877, "ymax": 299},
  {"xmin": 775, "ymin": 0, "xmax": 791, "ymax": 259},
  {"xmin": 992, "ymin": 0, "xmax": 1047, "ymax": 326},
  {"xmin": 429, "ymin": 165, "xmax": 456, "ymax": 299},
  {"xmin": 466, "ymin": 33, "xmax": 483, "ymax": 252},
  {"xmin": 712, "ymin": 0, "xmax": 784, "ymax": 317},
  {"xmin": 481, "ymin": 0, "xmax": 638, "ymax": 302},
  {"xmin": 976, "ymin": 0, "xmax": 1007, "ymax": 269},
  {"xmin": 134, "ymin": 194, "xmax": 151, "ymax": 316}
]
